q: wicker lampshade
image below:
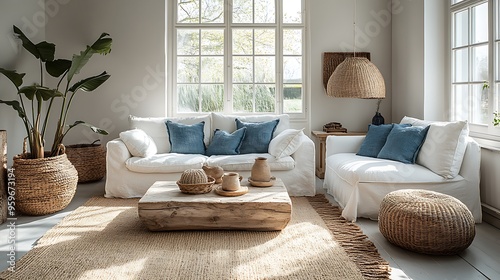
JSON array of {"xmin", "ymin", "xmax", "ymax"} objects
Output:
[{"xmin": 326, "ymin": 57, "xmax": 386, "ymax": 99}]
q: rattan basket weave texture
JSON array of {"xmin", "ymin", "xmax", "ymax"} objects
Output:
[
  {"xmin": 13, "ymin": 152, "xmax": 78, "ymax": 216},
  {"xmin": 177, "ymin": 169, "xmax": 215, "ymax": 194},
  {"xmin": 66, "ymin": 144, "xmax": 106, "ymax": 183},
  {"xmin": 379, "ymin": 189, "xmax": 475, "ymax": 255}
]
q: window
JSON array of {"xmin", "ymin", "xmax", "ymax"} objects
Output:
[
  {"xmin": 170, "ymin": 0, "xmax": 306, "ymax": 117},
  {"xmin": 451, "ymin": 0, "xmax": 490, "ymax": 125}
]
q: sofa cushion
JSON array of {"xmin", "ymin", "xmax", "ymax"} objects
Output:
[
  {"xmin": 377, "ymin": 125, "xmax": 429, "ymax": 164},
  {"xmin": 400, "ymin": 116, "xmax": 469, "ymax": 178},
  {"xmin": 330, "ymin": 153, "xmax": 457, "ymax": 185},
  {"xmin": 206, "ymin": 153, "xmax": 295, "ymax": 171},
  {"xmin": 205, "ymin": 128, "xmax": 246, "ymax": 156},
  {"xmin": 119, "ymin": 128, "xmax": 157, "ymax": 157},
  {"xmin": 211, "ymin": 113, "xmax": 290, "ymax": 139},
  {"xmin": 236, "ymin": 118, "xmax": 279, "ymax": 154},
  {"xmin": 268, "ymin": 128, "xmax": 304, "ymax": 159},
  {"xmin": 356, "ymin": 124, "xmax": 395, "ymax": 158},
  {"xmin": 129, "ymin": 115, "xmax": 211, "ymax": 154},
  {"xmin": 166, "ymin": 121, "xmax": 206, "ymax": 154},
  {"xmin": 125, "ymin": 153, "xmax": 208, "ymax": 173}
]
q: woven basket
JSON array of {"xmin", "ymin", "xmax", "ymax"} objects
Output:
[
  {"xmin": 66, "ymin": 144, "xmax": 106, "ymax": 183},
  {"xmin": 177, "ymin": 169, "xmax": 215, "ymax": 194},
  {"xmin": 13, "ymin": 149, "xmax": 78, "ymax": 216},
  {"xmin": 379, "ymin": 189, "xmax": 475, "ymax": 255}
]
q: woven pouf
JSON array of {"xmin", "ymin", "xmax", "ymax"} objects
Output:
[{"xmin": 378, "ymin": 189, "xmax": 475, "ymax": 255}]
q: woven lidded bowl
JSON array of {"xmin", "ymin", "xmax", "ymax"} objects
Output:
[
  {"xmin": 177, "ymin": 169, "xmax": 215, "ymax": 194},
  {"xmin": 379, "ymin": 189, "xmax": 475, "ymax": 255}
]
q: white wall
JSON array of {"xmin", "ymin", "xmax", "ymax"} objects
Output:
[
  {"xmin": 391, "ymin": 0, "xmax": 424, "ymax": 121},
  {"xmin": 0, "ymin": 0, "xmax": 46, "ymax": 164},
  {"xmin": 391, "ymin": 0, "xmax": 447, "ymax": 122},
  {"xmin": 45, "ymin": 0, "xmax": 166, "ymax": 146},
  {"xmin": 423, "ymin": 0, "xmax": 447, "ymax": 120},
  {"xmin": 310, "ymin": 0, "xmax": 393, "ymax": 133},
  {"xmin": 45, "ymin": 0, "xmax": 394, "ymax": 142},
  {"xmin": 2, "ymin": 1, "xmax": 395, "ymax": 149}
]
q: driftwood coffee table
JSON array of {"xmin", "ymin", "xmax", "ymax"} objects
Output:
[{"xmin": 138, "ymin": 178, "xmax": 292, "ymax": 231}]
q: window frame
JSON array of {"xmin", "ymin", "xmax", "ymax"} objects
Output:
[
  {"xmin": 450, "ymin": 0, "xmax": 500, "ymax": 143},
  {"xmin": 167, "ymin": 0, "xmax": 308, "ymax": 119}
]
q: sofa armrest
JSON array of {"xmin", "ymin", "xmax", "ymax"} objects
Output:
[
  {"xmin": 325, "ymin": 135, "xmax": 365, "ymax": 158},
  {"xmin": 288, "ymin": 134, "xmax": 316, "ymax": 196},
  {"xmin": 106, "ymin": 138, "xmax": 132, "ymax": 163},
  {"xmin": 291, "ymin": 133, "xmax": 315, "ymax": 160},
  {"xmin": 459, "ymin": 137, "xmax": 481, "ymax": 184}
]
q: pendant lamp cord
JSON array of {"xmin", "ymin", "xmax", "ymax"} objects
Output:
[{"xmin": 353, "ymin": 0, "xmax": 357, "ymax": 57}]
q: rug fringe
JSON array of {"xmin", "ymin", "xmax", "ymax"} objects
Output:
[{"xmin": 307, "ymin": 195, "xmax": 391, "ymax": 280}]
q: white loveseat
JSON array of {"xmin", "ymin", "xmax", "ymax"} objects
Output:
[
  {"xmin": 323, "ymin": 117, "xmax": 482, "ymax": 223},
  {"xmin": 105, "ymin": 113, "xmax": 316, "ymax": 198}
]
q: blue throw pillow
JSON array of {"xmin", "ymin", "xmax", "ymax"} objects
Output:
[
  {"xmin": 377, "ymin": 125, "xmax": 430, "ymax": 164},
  {"xmin": 236, "ymin": 118, "xmax": 279, "ymax": 154},
  {"xmin": 205, "ymin": 128, "xmax": 247, "ymax": 156},
  {"xmin": 165, "ymin": 121, "xmax": 206, "ymax": 154},
  {"xmin": 357, "ymin": 124, "xmax": 395, "ymax": 158}
]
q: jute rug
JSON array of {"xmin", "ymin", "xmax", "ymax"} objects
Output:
[{"xmin": 0, "ymin": 195, "xmax": 390, "ymax": 280}]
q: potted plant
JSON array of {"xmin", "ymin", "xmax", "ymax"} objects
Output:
[{"xmin": 0, "ymin": 25, "xmax": 112, "ymax": 215}]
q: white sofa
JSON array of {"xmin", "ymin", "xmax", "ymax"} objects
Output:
[
  {"xmin": 105, "ymin": 113, "xmax": 316, "ymax": 198},
  {"xmin": 323, "ymin": 117, "xmax": 482, "ymax": 223}
]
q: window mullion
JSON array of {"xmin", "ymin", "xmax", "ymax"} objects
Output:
[
  {"xmin": 469, "ymin": 7, "xmax": 473, "ymax": 122},
  {"xmin": 225, "ymin": 0, "xmax": 231, "ymax": 112},
  {"xmin": 276, "ymin": 0, "xmax": 283, "ymax": 114},
  {"xmin": 489, "ymin": 0, "xmax": 495, "ymax": 125}
]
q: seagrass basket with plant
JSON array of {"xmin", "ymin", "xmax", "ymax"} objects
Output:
[
  {"xmin": 0, "ymin": 26, "xmax": 112, "ymax": 215},
  {"xmin": 66, "ymin": 140, "xmax": 106, "ymax": 183}
]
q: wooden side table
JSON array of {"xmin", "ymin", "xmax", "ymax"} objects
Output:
[{"xmin": 311, "ymin": 131, "xmax": 366, "ymax": 179}]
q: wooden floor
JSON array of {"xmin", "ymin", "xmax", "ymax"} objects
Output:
[
  {"xmin": 316, "ymin": 178, "xmax": 500, "ymax": 280},
  {"xmin": 1, "ymin": 179, "xmax": 499, "ymax": 280}
]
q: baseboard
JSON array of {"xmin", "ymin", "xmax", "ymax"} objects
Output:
[{"xmin": 482, "ymin": 203, "xmax": 500, "ymax": 229}]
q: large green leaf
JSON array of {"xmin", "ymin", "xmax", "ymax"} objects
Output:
[
  {"xmin": 67, "ymin": 33, "xmax": 112, "ymax": 82},
  {"xmin": 13, "ymin": 26, "xmax": 39, "ymax": 59},
  {"xmin": 19, "ymin": 85, "xmax": 63, "ymax": 101},
  {"xmin": 69, "ymin": 72, "xmax": 110, "ymax": 92},
  {"xmin": 13, "ymin": 26, "xmax": 55, "ymax": 62},
  {"xmin": 35, "ymin": 41, "xmax": 55, "ymax": 62},
  {"xmin": 46, "ymin": 59, "xmax": 72, "ymax": 77},
  {"xmin": 0, "ymin": 68, "xmax": 25, "ymax": 88},
  {"xmin": 0, "ymin": 100, "xmax": 26, "ymax": 119},
  {"xmin": 68, "ymin": 120, "xmax": 109, "ymax": 135},
  {"xmin": 91, "ymin": 33, "xmax": 112, "ymax": 55}
]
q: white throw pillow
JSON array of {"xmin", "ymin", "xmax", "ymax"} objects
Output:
[
  {"xmin": 119, "ymin": 129, "xmax": 157, "ymax": 158},
  {"xmin": 400, "ymin": 116, "xmax": 468, "ymax": 178},
  {"xmin": 268, "ymin": 128, "xmax": 304, "ymax": 159}
]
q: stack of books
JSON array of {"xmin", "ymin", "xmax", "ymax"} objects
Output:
[{"xmin": 323, "ymin": 122, "xmax": 347, "ymax": 133}]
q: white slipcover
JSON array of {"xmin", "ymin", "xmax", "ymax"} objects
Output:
[
  {"xmin": 323, "ymin": 135, "xmax": 482, "ymax": 223},
  {"xmin": 105, "ymin": 113, "xmax": 315, "ymax": 198}
]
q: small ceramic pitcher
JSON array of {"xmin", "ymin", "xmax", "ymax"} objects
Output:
[
  {"xmin": 251, "ymin": 157, "xmax": 271, "ymax": 182},
  {"xmin": 221, "ymin": 172, "xmax": 241, "ymax": 191}
]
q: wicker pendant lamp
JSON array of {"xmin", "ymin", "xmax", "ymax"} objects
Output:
[
  {"xmin": 326, "ymin": 0, "xmax": 386, "ymax": 99},
  {"xmin": 327, "ymin": 57, "xmax": 385, "ymax": 98}
]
